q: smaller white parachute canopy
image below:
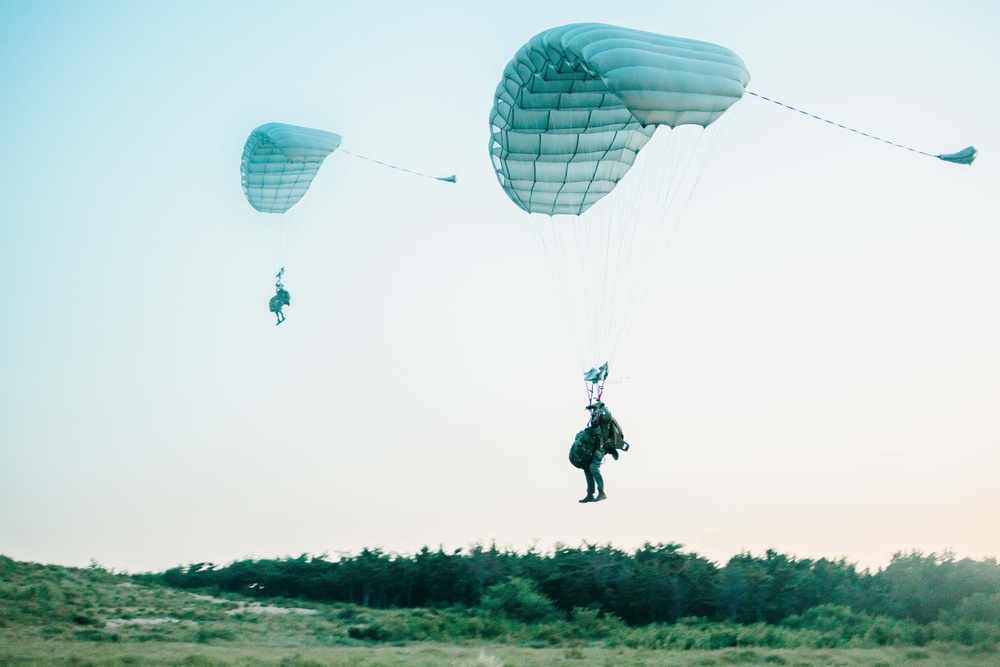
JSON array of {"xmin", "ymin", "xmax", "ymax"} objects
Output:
[
  {"xmin": 490, "ymin": 23, "xmax": 750, "ymax": 216},
  {"xmin": 241, "ymin": 122, "xmax": 342, "ymax": 214}
]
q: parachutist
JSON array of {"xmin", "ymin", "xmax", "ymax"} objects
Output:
[
  {"xmin": 569, "ymin": 401, "xmax": 627, "ymax": 503},
  {"xmin": 269, "ymin": 280, "xmax": 291, "ymax": 325}
]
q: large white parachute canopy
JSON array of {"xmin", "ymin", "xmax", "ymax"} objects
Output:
[
  {"xmin": 241, "ymin": 122, "xmax": 343, "ymax": 214},
  {"xmin": 489, "ymin": 24, "xmax": 750, "ymax": 372},
  {"xmin": 490, "ymin": 23, "xmax": 749, "ymax": 216}
]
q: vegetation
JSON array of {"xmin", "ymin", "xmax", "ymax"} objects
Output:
[
  {"xmin": 2, "ymin": 547, "xmax": 999, "ymax": 665},
  {"xmin": 153, "ymin": 543, "xmax": 1000, "ymax": 630}
]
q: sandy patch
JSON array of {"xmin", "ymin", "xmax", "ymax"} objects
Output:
[
  {"xmin": 227, "ymin": 602, "xmax": 319, "ymax": 616},
  {"xmin": 185, "ymin": 592, "xmax": 318, "ymax": 615},
  {"xmin": 105, "ymin": 617, "xmax": 199, "ymax": 628}
]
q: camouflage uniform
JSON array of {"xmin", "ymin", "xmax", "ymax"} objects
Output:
[
  {"xmin": 569, "ymin": 425, "xmax": 605, "ymax": 496},
  {"xmin": 583, "ymin": 448, "xmax": 605, "ymax": 496}
]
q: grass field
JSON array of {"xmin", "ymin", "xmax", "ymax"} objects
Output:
[
  {"xmin": 3, "ymin": 634, "xmax": 999, "ymax": 667},
  {"xmin": 2, "ymin": 556, "xmax": 997, "ymax": 666}
]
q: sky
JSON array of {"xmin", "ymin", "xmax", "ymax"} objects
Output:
[{"xmin": 1, "ymin": 0, "xmax": 998, "ymax": 574}]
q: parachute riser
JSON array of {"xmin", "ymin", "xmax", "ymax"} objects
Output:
[
  {"xmin": 585, "ymin": 379, "xmax": 605, "ymax": 406},
  {"xmin": 583, "ymin": 361, "xmax": 610, "ymax": 407}
]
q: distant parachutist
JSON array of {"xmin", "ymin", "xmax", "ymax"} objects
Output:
[
  {"xmin": 269, "ymin": 268, "xmax": 291, "ymax": 326},
  {"xmin": 241, "ymin": 122, "xmax": 456, "ymax": 324}
]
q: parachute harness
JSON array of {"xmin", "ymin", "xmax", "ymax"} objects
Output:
[{"xmin": 581, "ymin": 362, "xmax": 631, "ymax": 455}]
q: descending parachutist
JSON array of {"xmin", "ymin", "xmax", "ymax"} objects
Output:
[
  {"xmin": 241, "ymin": 123, "xmax": 456, "ymax": 323},
  {"xmin": 269, "ymin": 273, "xmax": 291, "ymax": 326},
  {"xmin": 570, "ymin": 399, "xmax": 628, "ymax": 503},
  {"xmin": 570, "ymin": 364, "xmax": 629, "ymax": 503}
]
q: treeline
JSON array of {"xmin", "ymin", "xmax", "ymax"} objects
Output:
[{"xmin": 152, "ymin": 544, "xmax": 1000, "ymax": 628}]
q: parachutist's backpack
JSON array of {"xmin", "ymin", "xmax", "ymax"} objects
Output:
[
  {"xmin": 598, "ymin": 413, "xmax": 626, "ymax": 454},
  {"xmin": 569, "ymin": 410, "xmax": 629, "ymax": 468},
  {"xmin": 569, "ymin": 426, "xmax": 602, "ymax": 469}
]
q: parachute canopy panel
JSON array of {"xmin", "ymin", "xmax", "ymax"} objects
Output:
[
  {"xmin": 241, "ymin": 122, "xmax": 343, "ymax": 214},
  {"xmin": 489, "ymin": 23, "xmax": 750, "ymax": 216}
]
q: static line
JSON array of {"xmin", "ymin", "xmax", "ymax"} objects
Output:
[
  {"xmin": 340, "ymin": 150, "xmax": 457, "ymax": 183},
  {"xmin": 746, "ymin": 91, "xmax": 976, "ymax": 165}
]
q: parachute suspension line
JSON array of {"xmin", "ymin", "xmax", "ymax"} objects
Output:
[
  {"xmin": 339, "ymin": 150, "xmax": 458, "ymax": 183},
  {"xmin": 528, "ymin": 121, "xmax": 731, "ymax": 372},
  {"xmin": 576, "ymin": 214, "xmax": 600, "ymax": 367},
  {"xmin": 578, "ymin": 203, "xmax": 600, "ymax": 367},
  {"xmin": 273, "ymin": 158, "xmax": 293, "ymax": 268},
  {"xmin": 276, "ymin": 212, "xmax": 285, "ymax": 270},
  {"xmin": 274, "ymin": 153, "xmax": 340, "ymax": 272},
  {"xmin": 598, "ymin": 163, "xmax": 639, "ymax": 364},
  {"xmin": 529, "ymin": 214, "xmax": 583, "ymax": 369},
  {"xmin": 566, "ymin": 125, "xmax": 643, "ymax": 368},
  {"xmin": 587, "ymin": 117, "xmax": 730, "ymax": 366},
  {"xmin": 587, "ymin": 127, "xmax": 632, "ymax": 368},
  {"xmin": 581, "ymin": 199, "xmax": 612, "ymax": 364},
  {"xmin": 609, "ymin": 117, "xmax": 731, "ymax": 364},
  {"xmin": 746, "ymin": 91, "xmax": 977, "ymax": 165},
  {"xmin": 531, "ymin": 214, "xmax": 586, "ymax": 369},
  {"xmin": 531, "ymin": 209, "xmax": 614, "ymax": 372},
  {"xmin": 533, "ymin": 124, "xmax": 630, "ymax": 370},
  {"xmin": 600, "ymin": 130, "xmax": 677, "ymax": 361}
]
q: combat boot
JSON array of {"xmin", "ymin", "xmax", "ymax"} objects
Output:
[
  {"xmin": 595, "ymin": 491, "xmax": 607, "ymax": 502},
  {"xmin": 578, "ymin": 494, "xmax": 595, "ymax": 503}
]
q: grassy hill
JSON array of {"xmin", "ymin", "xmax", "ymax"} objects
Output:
[{"xmin": 2, "ymin": 555, "xmax": 998, "ymax": 666}]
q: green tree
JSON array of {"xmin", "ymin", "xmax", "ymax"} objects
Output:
[{"xmin": 480, "ymin": 577, "xmax": 560, "ymax": 623}]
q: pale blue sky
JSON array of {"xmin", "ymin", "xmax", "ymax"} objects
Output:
[{"xmin": 1, "ymin": 0, "xmax": 998, "ymax": 573}]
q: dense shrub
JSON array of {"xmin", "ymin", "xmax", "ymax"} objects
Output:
[{"xmin": 480, "ymin": 577, "xmax": 560, "ymax": 623}]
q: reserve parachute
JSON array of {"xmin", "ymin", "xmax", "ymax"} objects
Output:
[{"xmin": 489, "ymin": 23, "xmax": 750, "ymax": 371}]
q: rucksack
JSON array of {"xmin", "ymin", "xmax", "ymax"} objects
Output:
[{"xmin": 568, "ymin": 425, "xmax": 602, "ymax": 469}]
